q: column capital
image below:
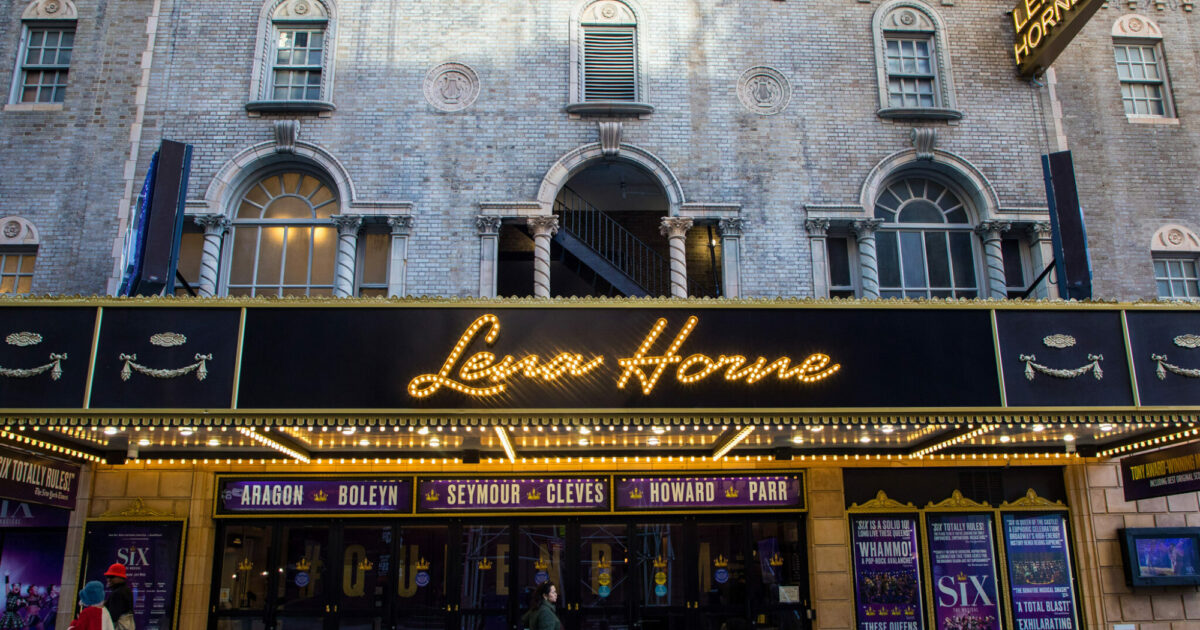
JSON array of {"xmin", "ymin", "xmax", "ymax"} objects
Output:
[
  {"xmin": 193, "ymin": 214, "xmax": 230, "ymax": 234},
  {"xmin": 1026, "ymin": 221, "xmax": 1052, "ymax": 242},
  {"xmin": 528, "ymin": 215, "xmax": 560, "ymax": 237},
  {"xmin": 331, "ymin": 215, "xmax": 363, "ymax": 235},
  {"xmin": 805, "ymin": 218, "xmax": 830, "ymax": 238},
  {"xmin": 718, "ymin": 217, "xmax": 747, "ymax": 237},
  {"xmin": 475, "ymin": 215, "xmax": 502, "ymax": 235},
  {"xmin": 851, "ymin": 218, "xmax": 883, "ymax": 239},
  {"xmin": 388, "ymin": 215, "xmax": 415, "ymax": 236},
  {"xmin": 660, "ymin": 216, "xmax": 694, "ymax": 240},
  {"xmin": 975, "ymin": 220, "xmax": 1012, "ymax": 239}
]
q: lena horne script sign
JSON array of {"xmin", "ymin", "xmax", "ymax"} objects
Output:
[{"xmin": 406, "ymin": 314, "xmax": 841, "ymax": 399}]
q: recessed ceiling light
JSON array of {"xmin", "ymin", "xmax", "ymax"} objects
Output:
[
  {"xmin": 647, "ymin": 437, "xmax": 660, "ymax": 446},
  {"xmin": 579, "ymin": 438, "xmax": 589, "ymax": 446},
  {"xmin": 103, "ymin": 427, "xmax": 118, "ymax": 436},
  {"xmin": 179, "ymin": 427, "xmax": 194, "ymax": 436},
  {"xmin": 791, "ymin": 436, "xmax": 804, "ymax": 444},
  {"xmin": 859, "ymin": 436, "xmax": 871, "ymax": 443},
  {"xmin": 429, "ymin": 437, "xmax": 441, "ymax": 447},
  {"xmin": 1099, "ymin": 424, "xmax": 1114, "ymax": 432},
  {"xmin": 651, "ymin": 426, "xmax": 665, "ymax": 434},
  {"xmin": 579, "ymin": 427, "xmax": 592, "ymax": 435},
  {"xmin": 137, "ymin": 438, "xmax": 150, "ymax": 447},
  {"xmin": 341, "ymin": 427, "xmax": 356, "ymax": 435},
  {"xmin": 417, "ymin": 427, "xmax": 430, "ymax": 435},
  {"xmin": 1063, "ymin": 434, "xmax": 1075, "ymax": 442},
  {"xmin": 207, "ymin": 438, "xmax": 221, "ymax": 447},
  {"xmin": 1032, "ymin": 424, "xmax": 1045, "ymax": 432},
  {"xmin": 808, "ymin": 426, "xmax": 823, "ymax": 432},
  {"xmin": 358, "ymin": 438, "xmax": 370, "ymax": 447},
  {"xmin": 880, "ymin": 425, "xmax": 894, "ymax": 434},
  {"xmin": 999, "ymin": 435, "xmax": 1011, "ymax": 443}
]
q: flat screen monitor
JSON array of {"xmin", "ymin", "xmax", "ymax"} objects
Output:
[{"xmin": 1120, "ymin": 528, "xmax": 1200, "ymax": 586}]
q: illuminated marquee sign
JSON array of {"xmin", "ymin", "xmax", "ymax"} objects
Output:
[
  {"xmin": 407, "ymin": 314, "xmax": 840, "ymax": 399},
  {"xmin": 1012, "ymin": 0, "xmax": 1104, "ymax": 77},
  {"xmin": 416, "ymin": 476, "xmax": 608, "ymax": 513}
]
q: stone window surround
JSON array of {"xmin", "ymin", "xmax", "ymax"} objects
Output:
[
  {"xmin": 0, "ymin": 215, "xmax": 40, "ymax": 295},
  {"xmin": 7, "ymin": 0, "xmax": 78, "ymax": 108},
  {"xmin": 1112, "ymin": 14, "xmax": 1176, "ymax": 122},
  {"xmin": 871, "ymin": 0, "xmax": 962, "ymax": 121},
  {"xmin": 567, "ymin": 0, "xmax": 654, "ymax": 118},
  {"xmin": 246, "ymin": 0, "xmax": 337, "ymax": 114},
  {"xmin": 1149, "ymin": 223, "xmax": 1200, "ymax": 301}
]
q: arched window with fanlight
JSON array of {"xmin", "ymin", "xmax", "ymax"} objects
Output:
[
  {"xmin": 225, "ymin": 170, "xmax": 339, "ymax": 296},
  {"xmin": 874, "ymin": 176, "xmax": 978, "ymax": 298}
]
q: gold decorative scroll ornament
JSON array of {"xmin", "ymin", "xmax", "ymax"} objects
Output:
[
  {"xmin": 848, "ymin": 490, "xmax": 916, "ymax": 511},
  {"xmin": 0, "ymin": 331, "xmax": 65, "ymax": 380},
  {"xmin": 925, "ymin": 489, "xmax": 991, "ymax": 509}
]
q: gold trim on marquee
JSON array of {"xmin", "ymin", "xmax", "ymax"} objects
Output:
[
  {"xmin": 848, "ymin": 490, "xmax": 916, "ymax": 511},
  {"xmin": 101, "ymin": 497, "xmax": 177, "ymax": 518},
  {"xmin": 999, "ymin": 488, "xmax": 1066, "ymax": 510},
  {"xmin": 924, "ymin": 489, "xmax": 991, "ymax": 510}
]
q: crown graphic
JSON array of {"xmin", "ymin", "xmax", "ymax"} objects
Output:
[
  {"xmin": 713, "ymin": 554, "xmax": 728, "ymax": 568},
  {"xmin": 768, "ymin": 552, "xmax": 784, "ymax": 567},
  {"xmin": 313, "ymin": 490, "xmax": 328, "ymax": 502},
  {"xmin": 956, "ymin": 572, "xmax": 967, "ymax": 582},
  {"xmin": 904, "ymin": 607, "xmax": 915, "ymax": 616},
  {"xmin": 358, "ymin": 558, "xmax": 374, "ymax": 572},
  {"xmin": 425, "ymin": 488, "xmax": 440, "ymax": 502},
  {"xmin": 414, "ymin": 557, "xmax": 430, "ymax": 571},
  {"xmin": 237, "ymin": 558, "xmax": 253, "ymax": 572},
  {"xmin": 534, "ymin": 557, "xmax": 550, "ymax": 571},
  {"xmin": 629, "ymin": 488, "xmax": 643, "ymax": 500},
  {"xmin": 477, "ymin": 558, "xmax": 494, "ymax": 571},
  {"xmin": 725, "ymin": 487, "xmax": 739, "ymax": 499},
  {"xmin": 865, "ymin": 609, "xmax": 877, "ymax": 617},
  {"xmin": 527, "ymin": 488, "xmax": 541, "ymax": 501},
  {"xmin": 295, "ymin": 557, "xmax": 311, "ymax": 571},
  {"xmin": 653, "ymin": 555, "xmax": 668, "ymax": 569},
  {"xmin": 597, "ymin": 558, "xmax": 611, "ymax": 570}
]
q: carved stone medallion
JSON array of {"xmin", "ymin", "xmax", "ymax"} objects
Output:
[
  {"xmin": 424, "ymin": 63, "xmax": 481, "ymax": 113},
  {"xmin": 736, "ymin": 66, "xmax": 791, "ymax": 116},
  {"xmin": 3, "ymin": 221, "xmax": 20, "ymax": 239}
]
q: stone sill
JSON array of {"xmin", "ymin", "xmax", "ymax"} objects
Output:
[
  {"xmin": 1127, "ymin": 115, "xmax": 1180, "ymax": 125},
  {"xmin": 245, "ymin": 100, "xmax": 336, "ymax": 114},
  {"xmin": 565, "ymin": 101, "xmax": 654, "ymax": 117},
  {"xmin": 877, "ymin": 107, "xmax": 963, "ymax": 121},
  {"xmin": 4, "ymin": 103, "xmax": 63, "ymax": 112}
]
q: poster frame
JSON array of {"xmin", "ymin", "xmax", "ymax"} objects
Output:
[
  {"xmin": 847, "ymin": 490, "xmax": 925, "ymax": 630},
  {"xmin": 997, "ymin": 490, "xmax": 1081, "ymax": 630},
  {"xmin": 920, "ymin": 491, "xmax": 1011, "ymax": 630},
  {"xmin": 77, "ymin": 510, "xmax": 188, "ymax": 630}
]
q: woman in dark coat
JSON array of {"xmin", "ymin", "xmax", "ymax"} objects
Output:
[{"xmin": 520, "ymin": 582, "xmax": 560, "ymax": 630}]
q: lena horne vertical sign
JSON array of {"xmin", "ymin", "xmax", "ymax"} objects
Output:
[
  {"xmin": 851, "ymin": 514, "xmax": 925, "ymax": 630},
  {"xmin": 81, "ymin": 521, "xmax": 185, "ymax": 630},
  {"xmin": 1001, "ymin": 513, "xmax": 1079, "ymax": 630},
  {"xmin": 926, "ymin": 514, "xmax": 1003, "ymax": 630}
]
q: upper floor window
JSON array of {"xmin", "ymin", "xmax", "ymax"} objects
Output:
[
  {"xmin": 1112, "ymin": 15, "xmax": 1173, "ymax": 119},
  {"xmin": 874, "ymin": 176, "xmax": 977, "ymax": 298},
  {"xmin": 1150, "ymin": 224, "xmax": 1200, "ymax": 300},
  {"xmin": 247, "ymin": 0, "xmax": 335, "ymax": 113},
  {"xmin": 0, "ymin": 217, "xmax": 40, "ymax": 295},
  {"xmin": 225, "ymin": 170, "xmax": 339, "ymax": 296},
  {"xmin": 568, "ymin": 0, "xmax": 652, "ymax": 116},
  {"xmin": 872, "ymin": 0, "xmax": 960, "ymax": 120},
  {"xmin": 8, "ymin": 0, "xmax": 77, "ymax": 105}
]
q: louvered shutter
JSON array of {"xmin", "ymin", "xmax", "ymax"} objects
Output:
[{"xmin": 583, "ymin": 26, "xmax": 636, "ymax": 101}]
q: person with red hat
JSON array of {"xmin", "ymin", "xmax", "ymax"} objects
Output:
[{"xmin": 102, "ymin": 564, "xmax": 134, "ymax": 630}]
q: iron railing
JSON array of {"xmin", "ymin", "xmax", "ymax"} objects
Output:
[{"xmin": 554, "ymin": 187, "xmax": 669, "ymax": 297}]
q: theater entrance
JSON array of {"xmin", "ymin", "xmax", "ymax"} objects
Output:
[{"xmin": 208, "ymin": 517, "xmax": 809, "ymax": 630}]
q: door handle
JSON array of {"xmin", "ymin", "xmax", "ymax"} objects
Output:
[{"xmin": 325, "ymin": 605, "xmax": 330, "ymax": 613}]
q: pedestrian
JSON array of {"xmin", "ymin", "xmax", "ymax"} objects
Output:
[
  {"xmin": 520, "ymin": 582, "xmax": 561, "ymax": 630},
  {"xmin": 102, "ymin": 564, "xmax": 134, "ymax": 630},
  {"xmin": 69, "ymin": 581, "xmax": 109, "ymax": 630}
]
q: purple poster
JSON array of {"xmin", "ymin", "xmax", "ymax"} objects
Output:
[
  {"xmin": 0, "ymin": 500, "xmax": 69, "ymax": 528},
  {"xmin": 1002, "ymin": 513, "xmax": 1079, "ymax": 630},
  {"xmin": 0, "ymin": 530, "xmax": 68, "ymax": 630},
  {"xmin": 219, "ymin": 478, "xmax": 412, "ymax": 514},
  {"xmin": 927, "ymin": 514, "xmax": 1002, "ymax": 630},
  {"xmin": 417, "ymin": 477, "xmax": 607, "ymax": 512},
  {"xmin": 82, "ymin": 521, "xmax": 184, "ymax": 630},
  {"xmin": 851, "ymin": 514, "xmax": 925, "ymax": 630},
  {"xmin": 0, "ymin": 445, "xmax": 80, "ymax": 510},
  {"xmin": 615, "ymin": 475, "xmax": 804, "ymax": 511}
]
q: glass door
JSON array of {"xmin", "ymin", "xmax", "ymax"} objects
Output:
[
  {"xmin": 337, "ymin": 525, "xmax": 391, "ymax": 630},
  {"xmin": 274, "ymin": 524, "xmax": 332, "ymax": 630},
  {"xmin": 633, "ymin": 523, "xmax": 687, "ymax": 630},
  {"xmin": 395, "ymin": 525, "xmax": 451, "ymax": 630},
  {"xmin": 578, "ymin": 523, "xmax": 631, "ymax": 630},
  {"xmin": 747, "ymin": 521, "xmax": 810, "ymax": 630},
  {"xmin": 460, "ymin": 524, "xmax": 511, "ymax": 630},
  {"xmin": 694, "ymin": 522, "xmax": 748, "ymax": 630},
  {"xmin": 212, "ymin": 525, "xmax": 273, "ymax": 630}
]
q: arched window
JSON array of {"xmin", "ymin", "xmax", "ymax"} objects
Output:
[
  {"xmin": 874, "ymin": 176, "xmax": 977, "ymax": 298},
  {"xmin": 569, "ymin": 0, "xmax": 652, "ymax": 114},
  {"xmin": 871, "ymin": 0, "xmax": 960, "ymax": 120},
  {"xmin": 247, "ymin": 0, "xmax": 336, "ymax": 112},
  {"xmin": 225, "ymin": 170, "xmax": 339, "ymax": 296},
  {"xmin": 8, "ymin": 0, "xmax": 77, "ymax": 105}
]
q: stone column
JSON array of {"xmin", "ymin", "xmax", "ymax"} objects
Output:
[
  {"xmin": 476, "ymin": 216, "xmax": 502, "ymax": 298},
  {"xmin": 806, "ymin": 218, "xmax": 831, "ymax": 299},
  {"xmin": 193, "ymin": 215, "xmax": 230, "ymax": 298},
  {"xmin": 528, "ymin": 215, "xmax": 559, "ymax": 298},
  {"xmin": 852, "ymin": 219, "xmax": 883, "ymax": 299},
  {"xmin": 975, "ymin": 220, "xmax": 1012, "ymax": 299},
  {"xmin": 1026, "ymin": 221, "xmax": 1057, "ymax": 299},
  {"xmin": 332, "ymin": 215, "xmax": 362, "ymax": 298},
  {"xmin": 387, "ymin": 215, "xmax": 414, "ymax": 297},
  {"xmin": 718, "ymin": 218, "xmax": 746, "ymax": 299},
  {"xmin": 660, "ymin": 217, "xmax": 694, "ymax": 298}
]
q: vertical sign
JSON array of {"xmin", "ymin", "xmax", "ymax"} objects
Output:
[
  {"xmin": 926, "ymin": 514, "xmax": 1003, "ymax": 630},
  {"xmin": 851, "ymin": 514, "xmax": 925, "ymax": 630},
  {"xmin": 1002, "ymin": 513, "xmax": 1079, "ymax": 630},
  {"xmin": 81, "ymin": 521, "xmax": 186, "ymax": 630}
]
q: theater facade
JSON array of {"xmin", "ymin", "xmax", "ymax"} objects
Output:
[{"xmin": 0, "ymin": 298, "xmax": 1197, "ymax": 630}]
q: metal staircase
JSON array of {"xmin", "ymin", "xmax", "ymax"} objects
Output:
[{"xmin": 553, "ymin": 187, "xmax": 669, "ymax": 297}]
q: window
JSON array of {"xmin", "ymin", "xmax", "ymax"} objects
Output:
[
  {"xmin": 1112, "ymin": 15, "xmax": 1172, "ymax": 118},
  {"xmin": 874, "ymin": 176, "xmax": 978, "ymax": 299},
  {"xmin": 872, "ymin": 1, "xmax": 959, "ymax": 120},
  {"xmin": 356, "ymin": 226, "xmax": 388, "ymax": 297},
  {"xmin": 248, "ymin": 0, "xmax": 334, "ymax": 111},
  {"xmin": 225, "ymin": 170, "xmax": 339, "ymax": 297},
  {"xmin": 568, "ymin": 0, "xmax": 652, "ymax": 115},
  {"xmin": 9, "ymin": 1, "xmax": 78, "ymax": 105},
  {"xmin": 0, "ymin": 249, "xmax": 35, "ymax": 294},
  {"xmin": 1002, "ymin": 237, "xmax": 1029, "ymax": 298},
  {"xmin": 1154, "ymin": 258, "xmax": 1199, "ymax": 299},
  {"xmin": 827, "ymin": 236, "xmax": 857, "ymax": 298}
]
